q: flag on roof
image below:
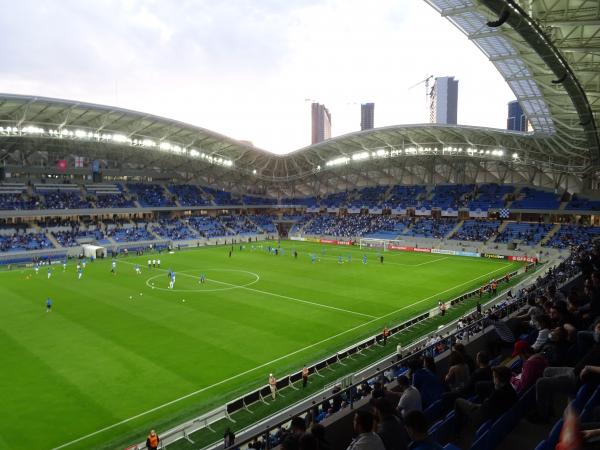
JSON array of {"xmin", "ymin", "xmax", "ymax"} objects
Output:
[
  {"xmin": 74, "ymin": 156, "xmax": 84, "ymax": 168},
  {"xmin": 56, "ymin": 159, "xmax": 67, "ymax": 172},
  {"xmin": 499, "ymin": 208, "xmax": 510, "ymax": 219}
]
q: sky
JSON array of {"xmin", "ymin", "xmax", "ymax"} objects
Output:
[{"xmin": 0, "ymin": 0, "xmax": 516, "ymax": 154}]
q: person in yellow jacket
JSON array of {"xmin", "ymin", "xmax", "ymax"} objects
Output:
[{"xmin": 146, "ymin": 430, "xmax": 159, "ymax": 450}]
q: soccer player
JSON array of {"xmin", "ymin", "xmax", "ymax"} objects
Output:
[
  {"xmin": 311, "ymin": 253, "xmax": 316, "ymax": 264},
  {"xmin": 63, "ymin": 260, "xmax": 67, "ymax": 271},
  {"xmin": 135, "ymin": 264, "xmax": 141, "ymax": 275},
  {"xmin": 347, "ymin": 254, "xmax": 351, "ymax": 263},
  {"xmin": 47, "ymin": 267, "xmax": 52, "ymax": 279},
  {"xmin": 157, "ymin": 259, "xmax": 160, "ymax": 268},
  {"xmin": 338, "ymin": 255, "xmax": 343, "ymax": 264},
  {"xmin": 77, "ymin": 266, "xmax": 83, "ymax": 280},
  {"xmin": 152, "ymin": 259, "xmax": 156, "ymax": 268},
  {"xmin": 147, "ymin": 259, "xmax": 151, "ymax": 268},
  {"xmin": 380, "ymin": 254, "xmax": 384, "ymax": 264},
  {"xmin": 82, "ymin": 258, "xmax": 86, "ymax": 269},
  {"xmin": 169, "ymin": 271, "xmax": 176, "ymax": 289},
  {"xmin": 111, "ymin": 259, "xmax": 116, "ymax": 275},
  {"xmin": 76, "ymin": 262, "xmax": 81, "ymax": 272},
  {"xmin": 46, "ymin": 297, "xmax": 52, "ymax": 312},
  {"xmin": 363, "ymin": 255, "xmax": 367, "ymax": 265},
  {"xmin": 199, "ymin": 273, "xmax": 206, "ymax": 284},
  {"xmin": 34, "ymin": 263, "xmax": 39, "ymax": 275}
]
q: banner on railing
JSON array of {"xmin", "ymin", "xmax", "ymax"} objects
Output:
[
  {"xmin": 482, "ymin": 253, "xmax": 507, "ymax": 260},
  {"xmin": 470, "ymin": 209, "xmax": 489, "ymax": 218},
  {"xmin": 431, "ymin": 248, "xmax": 455, "ymax": 255},
  {"xmin": 441, "ymin": 208, "xmax": 458, "ymax": 217},
  {"xmin": 415, "ymin": 207, "xmax": 431, "ymax": 216},
  {"xmin": 327, "ymin": 207, "xmax": 339, "ymax": 213},
  {"xmin": 319, "ymin": 239, "xmax": 353, "ymax": 246},
  {"xmin": 290, "ymin": 236, "xmax": 305, "ymax": 241},
  {"xmin": 369, "ymin": 207, "xmax": 383, "ymax": 214},
  {"xmin": 508, "ymin": 255, "xmax": 538, "ymax": 263},
  {"xmin": 391, "ymin": 207, "xmax": 407, "ymax": 215}
]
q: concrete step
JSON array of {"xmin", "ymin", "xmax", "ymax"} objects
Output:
[
  {"xmin": 540, "ymin": 223, "xmax": 561, "ymax": 245},
  {"xmin": 447, "ymin": 219, "xmax": 464, "ymax": 239}
]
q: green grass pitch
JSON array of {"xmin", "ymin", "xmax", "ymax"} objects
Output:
[{"xmin": 0, "ymin": 241, "xmax": 522, "ymax": 450}]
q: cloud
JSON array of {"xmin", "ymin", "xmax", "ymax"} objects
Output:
[{"xmin": 0, "ymin": 0, "xmax": 517, "ymax": 154}]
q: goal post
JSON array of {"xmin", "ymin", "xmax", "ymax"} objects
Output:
[{"xmin": 358, "ymin": 238, "xmax": 404, "ymax": 251}]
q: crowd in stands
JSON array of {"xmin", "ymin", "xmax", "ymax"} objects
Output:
[
  {"xmin": 247, "ymin": 215, "xmax": 277, "ymax": 233},
  {"xmin": 405, "ymin": 218, "xmax": 457, "ymax": 239},
  {"xmin": 169, "ymin": 185, "xmax": 210, "ymax": 207},
  {"xmin": 188, "ymin": 216, "xmax": 234, "ymax": 238},
  {"xmin": 238, "ymin": 242, "xmax": 600, "ymax": 450},
  {"xmin": 127, "ymin": 183, "xmax": 175, "ymax": 207},
  {"xmin": 43, "ymin": 191, "xmax": 92, "ymax": 209},
  {"xmin": 151, "ymin": 218, "xmax": 198, "ymax": 241},
  {"xmin": 546, "ymin": 224, "xmax": 600, "ymax": 249},
  {"xmin": 452, "ymin": 220, "xmax": 500, "ymax": 242},
  {"xmin": 106, "ymin": 224, "xmax": 155, "ymax": 242},
  {"xmin": 495, "ymin": 222, "xmax": 553, "ymax": 245},
  {"xmin": 220, "ymin": 215, "xmax": 261, "ymax": 234},
  {"xmin": 0, "ymin": 193, "xmax": 37, "ymax": 210},
  {"xmin": 95, "ymin": 193, "xmax": 135, "ymax": 208},
  {"xmin": 0, "ymin": 231, "xmax": 54, "ymax": 252}
]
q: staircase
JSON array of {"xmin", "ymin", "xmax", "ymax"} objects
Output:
[
  {"xmin": 45, "ymin": 231, "xmax": 62, "ymax": 249},
  {"xmin": 558, "ymin": 201, "xmax": 568, "ymax": 210},
  {"xmin": 446, "ymin": 220, "xmax": 464, "ymax": 239},
  {"xmin": 540, "ymin": 223, "xmax": 561, "ymax": 246}
]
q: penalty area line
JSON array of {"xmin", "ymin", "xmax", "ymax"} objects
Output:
[{"xmin": 52, "ymin": 262, "xmax": 514, "ymax": 450}]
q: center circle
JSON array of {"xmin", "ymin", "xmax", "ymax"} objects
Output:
[{"xmin": 145, "ymin": 268, "xmax": 260, "ymax": 293}]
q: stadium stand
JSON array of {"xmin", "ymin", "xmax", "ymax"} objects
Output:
[
  {"xmin": 127, "ymin": 183, "xmax": 175, "ymax": 207},
  {"xmin": 405, "ymin": 217, "xmax": 458, "ymax": 239},
  {"xmin": 169, "ymin": 184, "xmax": 211, "ymax": 207},
  {"xmin": 495, "ymin": 222, "xmax": 553, "ymax": 245},
  {"xmin": 452, "ymin": 220, "xmax": 500, "ymax": 242},
  {"xmin": 511, "ymin": 188, "xmax": 561, "ymax": 210}
]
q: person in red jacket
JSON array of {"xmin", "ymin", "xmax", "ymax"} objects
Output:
[{"xmin": 146, "ymin": 430, "xmax": 159, "ymax": 450}]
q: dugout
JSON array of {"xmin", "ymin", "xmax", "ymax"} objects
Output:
[{"xmin": 81, "ymin": 244, "xmax": 107, "ymax": 259}]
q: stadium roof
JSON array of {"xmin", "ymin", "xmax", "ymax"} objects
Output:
[
  {"xmin": 0, "ymin": 0, "xmax": 598, "ymax": 188},
  {"xmin": 425, "ymin": 0, "xmax": 600, "ymax": 164}
]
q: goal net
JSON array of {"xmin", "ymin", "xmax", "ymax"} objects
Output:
[{"xmin": 358, "ymin": 238, "xmax": 404, "ymax": 251}]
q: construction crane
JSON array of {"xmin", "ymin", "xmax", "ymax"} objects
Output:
[
  {"xmin": 409, "ymin": 75, "xmax": 434, "ymax": 102},
  {"xmin": 409, "ymin": 75, "xmax": 434, "ymax": 122}
]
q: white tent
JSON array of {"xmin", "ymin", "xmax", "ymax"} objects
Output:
[{"xmin": 82, "ymin": 244, "xmax": 107, "ymax": 259}]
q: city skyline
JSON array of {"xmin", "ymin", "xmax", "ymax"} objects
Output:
[{"xmin": 0, "ymin": 0, "xmax": 516, "ymax": 154}]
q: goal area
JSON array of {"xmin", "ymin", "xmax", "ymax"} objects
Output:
[{"xmin": 358, "ymin": 238, "xmax": 404, "ymax": 251}]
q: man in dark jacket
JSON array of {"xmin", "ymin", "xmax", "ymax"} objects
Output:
[
  {"xmin": 372, "ymin": 398, "xmax": 409, "ymax": 450},
  {"xmin": 455, "ymin": 366, "xmax": 518, "ymax": 432}
]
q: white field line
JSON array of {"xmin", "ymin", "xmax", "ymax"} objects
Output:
[
  {"xmin": 52, "ymin": 262, "xmax": 514, "ymax": 450},
  {"xmin": 314, "ymin": 253, "xmax": 449, "ymax": 268},
  {"xmin": 125, "ymin": 261, "xmax": 376, "ymax": 320}
]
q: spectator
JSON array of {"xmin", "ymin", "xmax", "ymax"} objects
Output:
[
  {"xmin": 531, "ymin": 318, "xmax": 600, "ymax": 422},
  {"xmin": 455, "ymin": 366, "xmax": 518, "ymax": 430},
  {"xmin": 146, "ymin": 430, "xmax": 159, "ymax": 450},
  {"xmin": 290, "ymin": 416, "xmax": 307, "ymax": 436},
  {"xmin": 396, "ymin": 375, "xmax": 422, "ymax": 418},
  {"xmin": 346, "ymin": 410, "xmax": 386, "ymax": 450},
  {"xmin": 510, "ymin": 340, "xmax": 548, "ymax": 394},
  {"xmin": 310, "ymin": 423, "xmax": 331, "ymax": 450},
  {"xmin": 531, "ymin": 314, "xmax": 552, "ymax": 351},
  {"xmin": 411, "ymin": 358, "xmax": 444, "ymax": 409},
  {"xmin": 403, "ymin": 410, "xmax": 443, "ymax": 450},
  {"xmin": 299, "ymin": 433, "xmax": 318, "ymax": 450},
  {"xmin": 371, "ymin": 398, "xmax": 409, "ymax": 450},
  {"xmin": 444, "ymin": 351, "xmax": 470, "ymax": 393}
]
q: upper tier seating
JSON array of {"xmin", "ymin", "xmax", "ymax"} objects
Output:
[
  {"xmin": 243, "ymin": 195, "xmax": 277, "ymax": 205},
  {"xmin": 127, "ymin": 183, "xmax": 175, "ymax": 207},
  {"xmin": 382, "ymin": 185, "xmax": 426, "ymax": 209},
  {"xmin": 201, "ymin": 186, "xmax": 241, "ymax": 205},
  {"xmin": 511, "ymin": 187, "xmax": 561, "ymax": 210},
  {"xmin": 469, "ymin": 183, "xmax": 514, "ymax": 210},
  {"xmin": 565, "ymin": 194, "xmax": 600, "ymax": 211},
  {"xmin": 168, "ymin": 185, "xmax": 210, "ymax": 207}
]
